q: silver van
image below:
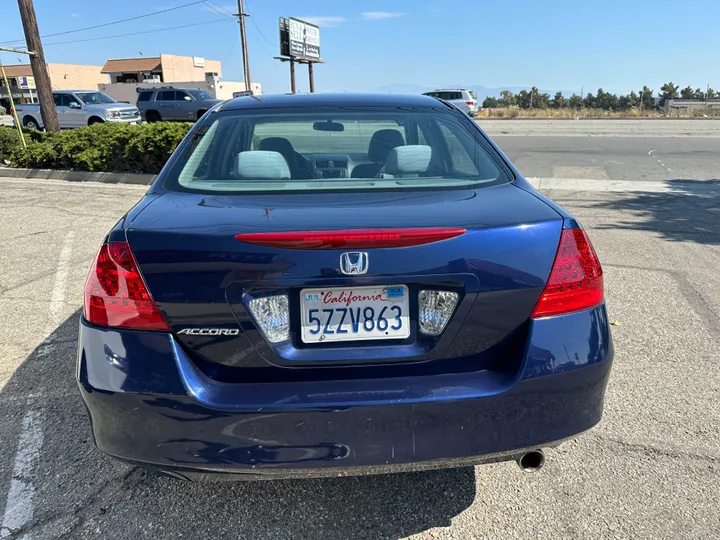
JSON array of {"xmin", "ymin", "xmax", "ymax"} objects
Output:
[{"xmin": 423, "ymin": 89, "xmax": 478, "ymax": 117}]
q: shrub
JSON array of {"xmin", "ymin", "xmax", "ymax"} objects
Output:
[
  {"xmin": 125, "ymin": 122, "xmax": 192, "ymax": 173},
  {"xmin": 3, "ymin": 122, "xmax": 192, "ymax": 173},
  {"xmin": 0, "ymin": 126, "xmax": 20, "ymax": 162}
]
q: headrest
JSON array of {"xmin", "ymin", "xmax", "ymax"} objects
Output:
[
  {"xmin": 258, "ymin": 137, "xmax": 295, "ymax": 158},
  {"xmin": 385, "ymin": 145, "xmax": 433, "ymax": 176},
  {"xmin": 368, "ymin": 129, "xmax": 405, "ymax": 162},
  {"xmin": 235, "ymin": 151, "xmax": 291, "ymax": 180}
]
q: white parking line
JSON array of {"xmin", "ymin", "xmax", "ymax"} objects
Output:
[
  {"xmin": 49, "ymin": 231, "xmax": 75, "ymax": 326},
  {"xmin": 0, "ymin": 410, "xmax": 44, "ymax": 540},
  {"xmin": 0, "ymin": 231, "xmax": 74, "ymax": 539}
]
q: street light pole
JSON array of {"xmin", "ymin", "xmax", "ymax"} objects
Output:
[{"xmin": 16, "ymin": 0, "xmax": 59, "ymax": 132}]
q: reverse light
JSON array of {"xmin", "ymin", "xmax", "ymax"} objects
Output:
[
  {"xmin": 235, "ymin": 228, "xmax": 466, "ymax": 250},
  {"xmin": 248, "ymin": 295, "xmax": 290, "ymax": 343},
  {"xmin": 419, "ymin": 290, "xmax": 459, "ymax": 336},
  {"xmin": 531, "ymin": 228, "xmax": 604, "ymax": 318},
  {"xmin": 84, "ymin": 242, "xmax": 170, "ymax": 331}
]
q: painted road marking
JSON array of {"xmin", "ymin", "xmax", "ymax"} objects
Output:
[
  {"xmin": 0, "ymin": 231, "xmax": 74, "ymax": 539},
  {"xmin": 49, "ymin": 231, "xmax": 75, "ymax": 326},
  {"xmin": 0, "ymin": 410, "xmax": 44, "ymax": 540}
]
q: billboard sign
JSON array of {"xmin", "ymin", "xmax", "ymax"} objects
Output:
[
  {"xmin": 288, "ymin": 17, "xmax": 320, "ymax": 59},
  {"xmin": 279, "ymin": 17, "xmax": 291, "ymax": 57}
]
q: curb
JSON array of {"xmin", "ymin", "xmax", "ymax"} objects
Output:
[
  {"xmin": 1, "ymin": 169, "xmax": 718, "ymax": 195},
  {"xmin": 0, "ymin": 167, "xmax": 156, "ymax": 185}
]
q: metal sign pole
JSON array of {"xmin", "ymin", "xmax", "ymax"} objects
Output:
[
  {"xmin": 0, "ymin": 64, "xmax": 27, "ymax": 149},
  {"xmin": 290, "ymin": 59, "xmax": 296, "ymax": 94},
  {"xmin": 308, "ymin": 62, "xmax": 315, "ymax": 93}
]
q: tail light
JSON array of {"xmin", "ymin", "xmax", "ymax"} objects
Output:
[
  {"xmin": 84, "ymin": 242, "xmax": 170, "ymax": 331},
  {"xmin": 466, "ymin": 101, "xmax": 475, "ymax": 106},
  {"xmin": 235, "ymin": 228, "xmax": 466, "ymax": 250},
  {"xmin": 531, "ymin": 228, "xmax": 604, "ymax": 318}
]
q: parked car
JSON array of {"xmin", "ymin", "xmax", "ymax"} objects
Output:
[
  {"xmin": 423, "ymin": 88, "xmax": 479, "ymax": 117},
  {"xmin": 136, "ymin": 87, "xmax": 222, "ymax": 122},
  {"xmin": 78, "ymin": 93, "xmax": 612, "ymax": 480},
  {"xmin": 14, "ymin": 90, "xmax": 140, "ymax": 129}
]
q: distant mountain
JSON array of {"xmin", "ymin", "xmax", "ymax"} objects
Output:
[{"xmin": 371, "ymin": 83, "xmax": 577, "ymax": 101}]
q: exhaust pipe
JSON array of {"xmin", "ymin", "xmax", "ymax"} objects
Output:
[{"xmin": 516, "ymin": 450, "xmax": 545, "ymax": 472}]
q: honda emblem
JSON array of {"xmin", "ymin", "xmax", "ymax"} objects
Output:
[{"xmin": 340, "ymin": 252, "xmax": 369, "ymax": 275}]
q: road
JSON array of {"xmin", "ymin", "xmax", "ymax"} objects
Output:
[
  {"xmin": 494, "ymin": 136, "xmax": 720, "ymax": 182},
  {"xmin": 1, "ymin": 122, "xmax": 719, "ymax": 539}
]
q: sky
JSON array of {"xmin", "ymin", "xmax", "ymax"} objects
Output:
[{"xmin": 1, "ymin": 0, "xmax": 719, "ymax": 95}]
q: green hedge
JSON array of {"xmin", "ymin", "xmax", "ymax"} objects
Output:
[{"xmin": 0, "ymin": 122, "xmax": 192, "ymax": 174}]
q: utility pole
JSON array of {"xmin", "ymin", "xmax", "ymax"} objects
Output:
[
  {"xmin": 17, "ymin": 0, "xmax": 59, "ymax": 132},
  {"xmin": 235, "ymin": 0, "xmax": 252, "ymax": 92}
]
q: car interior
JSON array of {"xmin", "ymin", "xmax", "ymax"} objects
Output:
[{"xmin": 176, "ymin": 113, "xmax": 505, "ymax": 191}]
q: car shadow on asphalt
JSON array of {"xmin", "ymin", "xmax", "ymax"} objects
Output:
[
  {"xmin": 586, "ymin": 179, "xmax": 720, "ymax": 245},
  {"xmin": 1, "ymin": 310, "xmax": 476, "ymax": 540}
]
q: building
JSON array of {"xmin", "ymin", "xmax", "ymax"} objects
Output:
[
  {"xmin": 664, "ymin": 99, "xmax": 720, "ymax": 113},
  {"xmin": 98, "ymin": 54, "xmax": 260, "ymax": 103},
  {"xmin": 0, "ymin": 63, "xmax": 106, "ymax": 110}
]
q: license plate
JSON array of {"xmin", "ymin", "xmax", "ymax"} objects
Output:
[{"xmin": 301, "ymin": 285, "xmax": 410, "ymax": 343}]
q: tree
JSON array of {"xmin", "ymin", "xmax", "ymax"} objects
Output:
[
  {"xmin": 552, "ymin": 91, "xmax": 566, "ymax": 109},
  {"xmin": 482, "ymin": 96, "xmax": 500, "ymax": 108},
  {"xmin": 517, "ymin": 89, "xmax": 531, "ymax": 109},
  {"xmin": 626, "ymin": 90, "xmax": 640, "ymax": 109},
  {"xmin": 659, "ymin": 82, "xmax": 679, "ymax": 105},
  {"xmin": 639, "ymin": 86, "xmax": 655, "ymax": 110},
  {"xmin": 680, "ymin": 86, "xmax": 696, "ymax": 99},
  {"xmin": 583, "ymin": 92, "xmax": 596, "ymax": 109},
  {"xmin": 595, "ymin": 88, "xmax": 618, "ymax": 110},
  {"xmin": 707, "ymin": 88, "xmax": 717, "ymax": 100},
  {"xmin": 568, "ymin": 94, "xmax": 583, "ymax": 108},
  {"xmin": 535, "ymin": 90, "xmax": 551, "ymax": 109},
  {"xmin": 499, "ymin": 90, "xmax": 517, "ymax": 107}
]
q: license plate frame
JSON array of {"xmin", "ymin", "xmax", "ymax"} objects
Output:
[{"xmin": 300, "ymin": 285, "xmax": 410, "ymax": 344}]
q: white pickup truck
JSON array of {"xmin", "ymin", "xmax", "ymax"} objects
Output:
[{"xmin": 15, "ymin": 90, "xmax": 141, "ymax": 129}]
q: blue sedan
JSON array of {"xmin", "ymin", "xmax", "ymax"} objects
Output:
[{"xmin": 77, "ymin": 93, "xmax": 613, "ymax": 479}]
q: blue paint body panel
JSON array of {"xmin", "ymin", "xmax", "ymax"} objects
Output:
[{"xmin": 77, "ymin": 93, "xmax": 613, "ymax": 478}]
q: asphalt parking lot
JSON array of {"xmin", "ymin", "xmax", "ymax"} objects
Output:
[{"xmin": 1, "ymin": 122, "xmax": 719, "ymax": 539}]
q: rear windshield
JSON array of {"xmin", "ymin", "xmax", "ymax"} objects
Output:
[
  {"xmin": 164, "ymin": 106, "xmax": 510, "ymax": 194},
  {"xmin": 137, "ymin": 92, "xmax": 152, "ymax": 102},
  {"xmin": 424, "ymin": 91, "xmax": 463, "ymax": 100}
]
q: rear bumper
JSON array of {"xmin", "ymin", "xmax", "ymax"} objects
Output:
[{"xmin": 77, "ymin": 306, "xmax": 613, "ymax": 479}]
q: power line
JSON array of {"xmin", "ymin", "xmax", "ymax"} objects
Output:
[
  {"xmin": 202, "ymin": 1, "xmax": 235, "ymax": 20},
  {"xmin": 43, "ymin": 20, "xmax": 231, "ymax": 47},
  {"xmin": 223, "ymin": 35, "xmax": 240, "ymax": 66},
  {"xmin": 244, "ymin": 0, "xmax": 276, "ymax": 47},
  {"xmin": 204, "ymin": 0, "xmax": 235, "ymax": 17},
  {"xmin": 1, "ymin": 0, "xmax": 208, "ymax": 45}
]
